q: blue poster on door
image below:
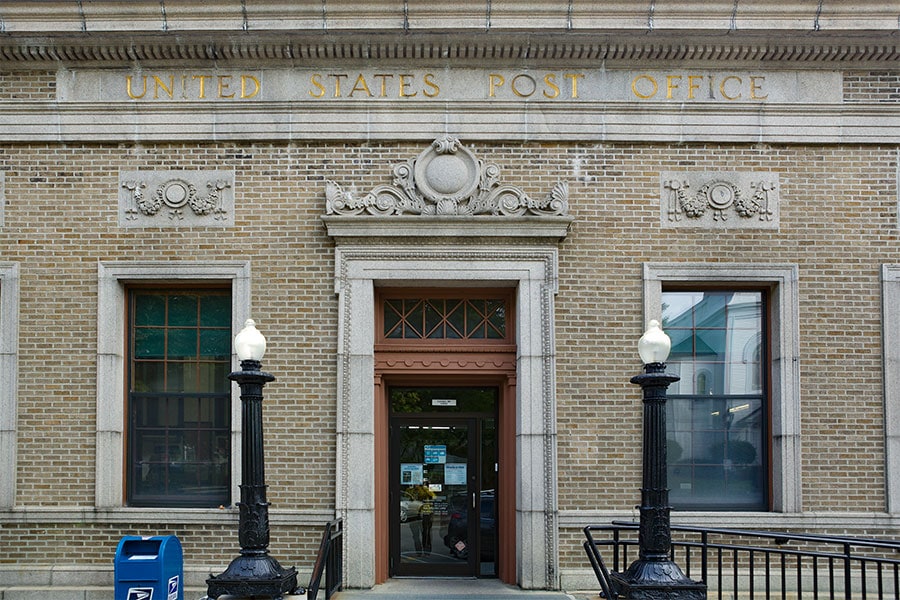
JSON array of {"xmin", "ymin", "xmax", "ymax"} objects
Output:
[{"xmin": 424, "ymin": 445, "xmax": 446, "ymax": 464}]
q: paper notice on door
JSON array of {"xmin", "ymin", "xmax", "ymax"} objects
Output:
[
  {"xmin": 445, "ymin": 463, "xmax": 467, "ymax": 485},
  {"xmin": 401, "ymin": 463, "xmax": 423, "ymax": 485}
]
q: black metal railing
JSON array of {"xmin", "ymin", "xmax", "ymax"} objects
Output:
[
  {"xmin": 305, "ymin": 518, "xmax": 344, "ymax": 600},
  {"xmin": 584, "ymin": 522, "xmax": 900, "ymax": 600}
]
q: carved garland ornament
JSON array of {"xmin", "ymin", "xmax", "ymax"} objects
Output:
[
  {"xmin": 665, "ymin": 177, "xmax": 776, "ymax": 223},
  {"xmin": 122, "ymin": 177, "xmax": 231, "ymax": 221},
  {"xmin": 326, "ymin": 136, "xmax": 569, "ymax": 217}
]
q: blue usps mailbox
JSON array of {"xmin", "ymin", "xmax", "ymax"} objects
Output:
[{"xmin": 114, "ymin": 535, "xmax": 183, "ymax": 600}]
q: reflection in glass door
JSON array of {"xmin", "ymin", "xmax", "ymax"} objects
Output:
[{"xmin": 389, "ymin": 387, "xmax": 497, "ymax": 578}]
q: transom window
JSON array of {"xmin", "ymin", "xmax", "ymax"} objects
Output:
[
  {"xmin": 663, "ymin": 289, "xmax": 768, "ymax": 511},
  {"xmin": 127, "ymin": 288, "xmax": 232, "ymax": 507},
  {"xmin": 378, "ymin": 290, "xmax": 513, "ymax": 344}
]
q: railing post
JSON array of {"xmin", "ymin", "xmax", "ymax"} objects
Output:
[
  {"xmin": 844, "ymin": 543, "xmax": 852, "ymax": 600},
  {"xmin": 700, "ymin": 531, "xmax": 708, "ymax": 586}
]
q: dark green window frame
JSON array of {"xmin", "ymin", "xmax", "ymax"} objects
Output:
[{"xmin": 126, "ymin": 287, "xmax": 232, "ymax": 507}]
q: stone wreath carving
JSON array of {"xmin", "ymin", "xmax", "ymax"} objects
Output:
[
  {"xmin": 665, "ymin": 177, "xmax": 776, "ymax": 223},
  {"xmin": 325, "ymin": 136, "xmax": 569, "ymax": 217},
  {"xmin": 122, "ymin": 177, "xmax": 231, "ymax": 221}
]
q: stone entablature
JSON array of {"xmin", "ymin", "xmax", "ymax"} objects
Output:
[{"xmin": 62, "ymin": 69, "xmax": 840, "ymax": 104}]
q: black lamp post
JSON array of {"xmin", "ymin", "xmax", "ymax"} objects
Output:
[
  {"xmin": 612, "ymin": 320, "xmax": 706, "ymax": 600},
  {"xmin": 207, "ymin": 319, "xmax": 299, "ymax": 599}
]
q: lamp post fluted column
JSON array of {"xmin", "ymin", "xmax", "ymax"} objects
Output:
[
  {"xmin": 611, "ymin": 321, "xmax": 706, "ymax": 600},
  {"xmin": 207, "ymin": 320, "xmax": 298, "ymax": 600}
]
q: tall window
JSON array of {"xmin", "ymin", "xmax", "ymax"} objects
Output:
[
  {"xmin": 127, "ymin": 288, "xmax": 232, "ymax": 507},
  {"xmin": 662, "ymin": 290, "xmax": 768, "ymax": 511}
]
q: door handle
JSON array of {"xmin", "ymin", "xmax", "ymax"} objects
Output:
[{"xmin": 472, "ymin": 492, "xmax": 476, "ymax": 509}]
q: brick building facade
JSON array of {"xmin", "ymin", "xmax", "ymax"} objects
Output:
[{"xmin": 0, "ymin": 1, "xmax": 899, "ymax": 596}]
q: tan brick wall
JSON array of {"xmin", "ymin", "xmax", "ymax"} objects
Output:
[
  {"xmin": 1, "ymin": 139, "xmax": 899, "ymax": 571},
  {"xmin": 844, "ymin": 71, "xmax": 900, "ymax": 102},
  {"xmin": 0, "ymin": 521, "xmax": 322, "ymax": 570},
  {"xmin": 0, "ymin": 70, "xmax": 55, "ymax": 101}
]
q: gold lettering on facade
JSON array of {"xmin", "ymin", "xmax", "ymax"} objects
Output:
[
  {"xmin": 398, "ymin": 74, "xmax": 417, "ymax": 97},
  {"xmin": 374, "ymin": 74, "xmax": 394, "ymax": 97},
  {"xmin": 749, "ymin": 76, "xmax": 768, "ymax": 100},
  {"xmin": 488, "ymin": 72, "xmax": 583, "ymax": 99},
  {"xmin": 511, "ymin": 74, "xmax": 537, "ymax": 98},
  {"xmin": 350, "ymin": 74, "xmax": 373, "ymax": 97},
  {"xmin": 687, "ymin": 75, "xmax": 702, "ymax": 99},
  {"xmin": 126, "ymin": 73, "xmax": 261, "ymax": 100},
  {"xmin": 423, "ymin": 73, "xmax": 440, "ymax": 98},
  {"xmin": 543, "ymin": 74, "xmax": 560, "ymax": 99},
  {"xmin": 565, "ymin": 73, "xmax": 583, "ymax": 98},
  {"xmin": 309, "ymin": 74, "xmax": 326, "ymax": 98},
  {"xmin": 631, "ymin": 75, "xmax": 658, "ymax": 99},
  {"xmin": 306, "ymin": 73, "xmax": 442, "ymax": 99},
  {"xmin": 719, "ymin": 75, "xmax": 742, "ymax": 100},
  {"xmin": 217, "ymin": 75, "xmax": 235, "ymax": 99},
  {"xmin": 153, "ymin": 75, "xmax": 175, "ymax": 99},
  {"xmin": 126, "ymin": 75, "xmax": 147, "ymax": 99},
  {"xmin": 120, "ymin": 71, "xmax": 773, "ymax": 102},
  {"xmin": 193, "ymin": 74, "xmax": 211, "ymax": 99},
  {"xmin": 241, "ymin": 75, "xmax": 260, "ymax": 99},
  {"xmin": 630, "ymin": 73, "xmax": 767, "ymax": 101},
  {"xmin": 330, "ymin": 74, "xmax": 348, "ymax": 97},
  {"xmin": 666, "ymin": 75, "xmax": 682, "ymax": 99},
  {"xmin": 488, "ymin": 74, "xmax": 505, "ymax": 97}
]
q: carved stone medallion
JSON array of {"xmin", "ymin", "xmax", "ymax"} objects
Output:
[{"xmin": 325, "ymin": 136, "xmax": 569, "ymax": 217}]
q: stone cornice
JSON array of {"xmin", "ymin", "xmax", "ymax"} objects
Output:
[
  {"xmin": 0, "ymin": 31, "xmax": 897, "ymax": 66},
  {"xmin": 0, "ymin": 1, "xmax": 898, "ymax": 34}
]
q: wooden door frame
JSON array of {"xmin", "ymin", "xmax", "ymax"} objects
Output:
[{"xmin": 375, "ymin": 364, "xmax": 516, "ymax": 584}]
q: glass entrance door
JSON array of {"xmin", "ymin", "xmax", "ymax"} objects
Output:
[{"xmin": 389, "ymin": 387, "xmax": 497, "ymax": 578}]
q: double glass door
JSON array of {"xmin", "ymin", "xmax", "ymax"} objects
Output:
[{"xmin": 389, "ymin": 387, "xmax": 497, "ymax": 577}]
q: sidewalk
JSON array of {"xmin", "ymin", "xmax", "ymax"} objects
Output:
[{"xmin": 332, "ymin": 578, "xmax": 594, "ymax": 600}]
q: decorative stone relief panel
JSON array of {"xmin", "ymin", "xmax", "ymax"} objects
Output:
[
  {"xmin": 325, "ymin": 136, "xmax": 569, "ymax": 217},
  {"xmin": 660, "ymin": 171, "xmax": 779, "ymax": 229},
  {"xmin": 119, "ymin": 170, "xmax": 234, "ymax": 227}
]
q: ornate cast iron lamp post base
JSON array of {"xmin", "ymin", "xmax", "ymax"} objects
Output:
[
  {"xmin": 207, "ymin": 356, "xmax": 299, "ymax": 599},
  {"xmin": 611, "ymin": 359, "xmax": 706, "ymax": 600}
]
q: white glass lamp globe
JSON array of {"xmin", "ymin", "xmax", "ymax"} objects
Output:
[
  {"xmin": 637, "ymin": 319, "xmax": 671, "ymax": 365},
  {"xmin": 234, "ymin": 319, "xmax": 267, "ymax": 361}
]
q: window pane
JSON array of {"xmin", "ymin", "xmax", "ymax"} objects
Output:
[
  {"xmin": 663, "ymin": 289, "xmax": 766, "ymax": 511},
  {"xmin": 200, "ymin": 294, "xmax": 230, "ymax": 327},
  {"xmin": 425, "ymin": 300, "xmax": 444, "ymax": 338},
  {"xmin": 694, "ymin": 293, "xmax": 727, "ymax": 328},
  {"xmin": 167, "ymin": 328, "xmax": 197, "ymax": 358},
  {"xmin": 134, "ymin": 294, "xmax": 166, "ymax": 326},
  {"xmin": 486, "ymin": 300, "xmax": 505, "ymax": 338},
  {"xmin": 133, "ymin": 362, "xmax": 164, "ymax": 393},
  {"xmin": 134, "ymin": 328, "xmax": 165, "ymax": 358},
  {"xmin": 200, "ymin": 329, "xmax": 230, "ymax": 359},
  {"xmin": 168, "ymin": 295, "xmax": 198, "ymax": 326},
  {"xmin": 128, "ymin": 289, "xmax": 231, "ymax": 507},
  {"xmin": 384, "ymin": 300, "xmax": 403, "ymax": 338},
  {"xmin": 198, "ymin": 362, "xmax": 230, "ymax": 394},
  {"xmin": 404, "ymin": 300, "xmax": 423, "ymax": 339},
  {"xmin": 446, "ymin": 300, "xmax": 465, "ymax": 338}
]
